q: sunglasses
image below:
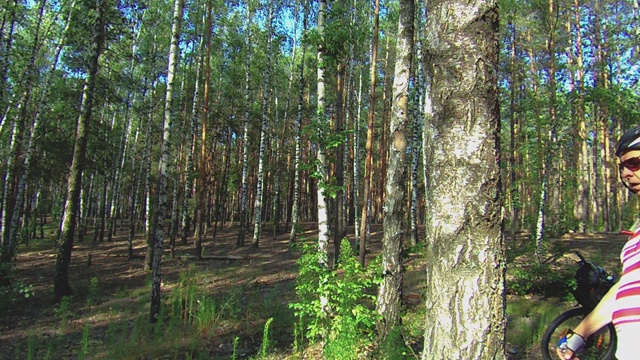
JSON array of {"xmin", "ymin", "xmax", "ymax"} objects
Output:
[{"xmin": 619, "ymin": 157, "xmax": 640, "ymax": 172}]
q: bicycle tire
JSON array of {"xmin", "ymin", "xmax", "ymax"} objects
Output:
[{"xmin": 540, "ymin": 307, "xmax": 617, "ymax": 360}]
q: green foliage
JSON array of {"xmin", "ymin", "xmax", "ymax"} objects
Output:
[
  {"xmin": 289, "ymin": 240, "xmax": 380, "ymax": 359},
  {"xmin": 506, "ymin": 298, "xmax": 565, "ymax": 353},
  {"xmin": 261, "ymin": 317, "xmax": 273, "ymax": 358},
  {"xmin": 0, "ymin": 264, "xmax": 35, "ymax": 316},
  {"xmin": 55, "ymin": 296, "xmax": 73, "ymax": 332},
  {"xmin": 86, "ymin": 276, "xmax": 100, "ymax": 307},
  {"xmin": 232, "ymin": 336, "xmax": 240, "ymax": 360},
  {"xmin": 77, "ymin": 322, "xmax": 90, "ymax": 360},
  {"xmin": 507, "ymin": 262, "xmax": 573, "ymax": 298},
  {"xmin": 377, "ymin": 327, "xmax": 410, "ymax": 359}
]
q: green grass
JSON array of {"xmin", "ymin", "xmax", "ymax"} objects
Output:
[{"xmin": 506, "ymin": 297, "xmax": 567, "ymax": 354}]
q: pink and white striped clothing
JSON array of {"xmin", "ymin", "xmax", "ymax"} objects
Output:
[{"xmin": 612, "ymin": 229, "xmax": 640, "ymax": 359}]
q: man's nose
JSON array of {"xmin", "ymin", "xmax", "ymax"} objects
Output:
[{"xmin": 621, "ymin": 166, "xmax": 635, "ymax": 178}]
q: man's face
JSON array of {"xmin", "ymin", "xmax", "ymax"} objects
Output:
[{"xmin": 618, "ymin": 150, "xmax": 640, "ymax": 194}]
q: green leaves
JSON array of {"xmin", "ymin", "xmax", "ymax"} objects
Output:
[{"xmin": 289, "ymin": 240, "xmax": 380, "ymax": 359}]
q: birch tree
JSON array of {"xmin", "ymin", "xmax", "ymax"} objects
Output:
[
  {"xmin": 421, "ymin": 0, "xmax": 505, "ymax": 357},
  {"xmin": 252, "ymin": 2, "xmax": 274, "ymax": 248},
  {"xmin": 237, "ymin": 0, "xmax": 252, "ymax": 247},
  {"xmin": 150, "ymin": 0, "xmax": 184, "ymax": 322},
  {"xmin": 289, "ymin": 2, "xmax": 307, "ymax": 245},
  {"xmin": 376, "ymin": 0, "xmax": 413, "ymax": 342},
  {"xmin": 316, "ymin": 0, "xmax": 330, "ymax": 266}
]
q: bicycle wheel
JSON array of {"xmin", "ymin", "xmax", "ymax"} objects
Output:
[{"xmin": 541, "ymin": 307, "xmax": 617, "ymax": 360}]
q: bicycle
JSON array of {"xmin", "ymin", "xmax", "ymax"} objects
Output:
[{"xmin": 540, "ymin": 251, "xmax": 617, "ymax": 360}]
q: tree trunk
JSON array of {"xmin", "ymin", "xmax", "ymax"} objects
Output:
[
  {"xmin": 409, "ymin": 0, "xmax": 425, "ymax": 247},
  {"xmin": 376, "ymin": 0, "xmax": 413, "ymax": 342},
  {"xmin": 316, "ymin": 0, "xmax": 330, "ymax": 267},
  {"xmin": 0, "ymin": 0, "xmax": 18, "ymax": 126},
  {"xmin": 571, "ymin": 0, "xmax": 589, "ymax": 233},
  {"xmin": 421, "ymin": 0, "xmax": 505, "ymax": 357},
  {"xmin": 54, "ymin": 0, "xmax": 109, "ymax": 302},
  {"xmin": 507, "ymin": 21, "xmax": 520, "ymax": 242},
  {"xmin": 195, "ymin": 0, "xmax": 212, "ymax": 259},
  {"xmin": 353, "ymin": 68, "xmax": 363, "ymax": 248},
  {"xmin": 182, "ymin": 32, "xmax": 203, "ymax": 246},
  {"xmin": 359, "ymin": 0, "xmax": 380, "ymax": 267},
  {"xmin": 237, "ymin": 1, "xmax": 252, "ymax": 247},
  {"xmin": 535, "ymin": 0, "xmax": 558, "ymax": 258},
  {"xmin": 0, "ymin": 0, "xmax": 47, "ymax": 264},
  {"xmin": 332, "ymin": 59, "xmax": 346, "ymax": 266},
  {"xmin": 289, "ymin": 3, "xmax": 307, "ymax": 245},
  {"xmin": 253, "ymin": 3, "xmax": 274, "ymax": 248},
  {"xmin": 150, "ymin": 0, "xmax": 184, "ymax": 323}
]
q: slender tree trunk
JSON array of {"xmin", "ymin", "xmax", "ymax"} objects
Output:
[
  {"xmin": 108, "ymin": 62, "xmax": 137, "ymax": 243},
  {"xmin": 253, "ymin": 3, "xmax": 274, "ymax": 248},
  {"xmin": 376, "ymin": 0, "xmax": 413, "ymax": 342},
  {"xmin": 359, "ymin": 0, "xmax": 380, "ymax": 266},
  {"xmin": 237, "ymin": 2, "xmax": 252, "ymax": 247},
  {"xmin": 316, "ymin": 0, "xmax": 330, "ymax": 267},
  {"xmin": 195, "ymin": 0, "xmax": 212, "ymax": 259},
  {"xmin": 572, "ymin": 0, "xmax": 589, "ymax": 233},
  {"xmin": 409, "ymin": 0, "xmax": 425, "ymax": 247},
  {"xmin": 150, "ymin": 0, "xmax": 184, "ymax": 323},
  {"xmin": 0, "ymin": 0, "xmax": 18, "ymax": 126},
  {"xmin": 275, "ymin": 6, "xmax": 299, "ymax": 239},
  {"xmin": 421, "ymin": 0, "xmax": 505, "ymax": 357},
  {"xmin": 332, "ymin": 59, "xmax": 346, "ymax": 266},
  {"xmin": 182, "ymin": 32, "xmax": 203, "ymax": 246},
  {"xmin": 54, "ymin": 0, "xmax": 109, "ymax": 302},
  {"xmin": 0, "ymin": 0, "xmax": 47, "ymax": 263},
  {"xmin": 353, "ymin": 68, "xmax": 363, "ymax": 248},
  {"xmin": 79, "ymin": 173, "xmax": 92, "ymax": 240},
  {"xmin": 535, "ymin": 0, "xmax": 558, "ymax": 258},
  {"xmin": 289, "ymin": 3, "xmax": 307, "ymax": 245}
]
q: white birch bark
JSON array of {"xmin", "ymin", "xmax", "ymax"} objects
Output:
[
  {"xmin": 316, "ymin": 0, "xmax": 330, "ymax": 267},
  {"xmin": 150, "ymin": 0, "xmax": 184, "ymax": 323},
  {"xmin": 421, "ymin": 0, "xmax": 505, "ymax": 356},
  {"xmin": 376, "ymin": 0, "xmax": 413, "ymax": 340},
  {"xmin": 353, "ymin": 69, "xmax": 363, "ymax": 247},
  {"xmin": 289, "ymin": 2, "xmax": 307, "ymax": 244},
  {"xmin": 252, "ymin": 2, "xmax": 274, "ymax": 248},
  {"xmin": 237, "ymin": 1, "xmax": 252, "ymax": 247}
]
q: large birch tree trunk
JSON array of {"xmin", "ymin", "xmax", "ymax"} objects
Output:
[{"xmin": 421, "ymin": 0, "xmax": 505, "ymax": 357}]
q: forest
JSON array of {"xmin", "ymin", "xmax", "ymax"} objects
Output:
[{"xmin": 0, "ymin": 0, "xmax": 639, "ymax": 358}]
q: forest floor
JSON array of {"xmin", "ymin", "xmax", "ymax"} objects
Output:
[{"xmin": 0, "ymin": 222, "xmax": 629, "ymax": 359}]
